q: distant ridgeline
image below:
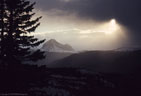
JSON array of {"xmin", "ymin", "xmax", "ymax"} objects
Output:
[
  {"xmin": 29, "ymin": 41, "xmax": 141, "ymax": 74},
  {"xmin": 48, "ymin": 50, "xmax": 141, "ymax": 73}
]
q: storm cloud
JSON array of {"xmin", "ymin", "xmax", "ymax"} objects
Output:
[{"xmin": 30, "ymin": 0, "xmax": 141, "ymax": 46}]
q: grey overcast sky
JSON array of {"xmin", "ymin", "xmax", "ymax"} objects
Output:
[{"xmin": 29, "ymin": 0, "xmax": 141, "ymax": 50}]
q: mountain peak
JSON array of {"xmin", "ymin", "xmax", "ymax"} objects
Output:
[
  {"xmin": 48, "ymin": 39, "xmax": 57, "ymax": 43},
  {"xmin": 42, "ymin": 39, "xmax": 75, "ymax": 53}
]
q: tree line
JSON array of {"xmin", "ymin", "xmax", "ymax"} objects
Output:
[{"xmin": 0, "ymin": 0, "xmax": 45, "ymax": 68}]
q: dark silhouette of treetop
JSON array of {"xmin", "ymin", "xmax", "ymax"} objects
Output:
[{"xmin": 0, "ymin": 0, "xmax": 45, "ymax": 67}]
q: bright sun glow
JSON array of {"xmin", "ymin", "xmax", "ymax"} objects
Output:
[
  {"xmin": 111, "ymin": 19, "xmax": 116, "ymax": 25},
  {"xmin": 106, "ymin": 19, "xmax": 119, "ymax": 34}
]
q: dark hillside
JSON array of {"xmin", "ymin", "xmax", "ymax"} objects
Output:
[{"xmin": 50, "ymin": 50, "xmax": 141, "ymax": 73}]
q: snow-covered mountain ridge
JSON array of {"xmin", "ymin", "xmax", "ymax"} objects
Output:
[{"xmin": 42, "ymin": 39, "xmax": 75, "ymax": 53}]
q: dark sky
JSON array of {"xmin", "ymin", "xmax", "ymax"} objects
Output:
[{"xmin": 30, "ymin": 0, "xmax": 141, "ymax": 46}]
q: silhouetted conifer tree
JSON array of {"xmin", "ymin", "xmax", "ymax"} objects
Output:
[
  {"xmin": 0, "ymin": 0, "xmax": 45, "ymax": 67},
  {"xmin": 0, "ymin": 0, "xmax": 6, "ymax": 67}
]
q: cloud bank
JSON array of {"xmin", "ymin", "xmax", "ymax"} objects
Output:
[{"xmin": 29, "ymin": 0, "xmax": 141, "ymax": 50}]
